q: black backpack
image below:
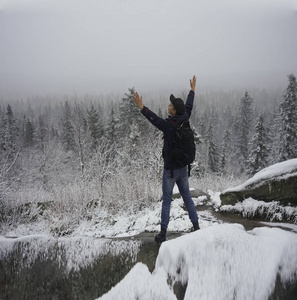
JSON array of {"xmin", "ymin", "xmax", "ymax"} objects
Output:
[{"xmin": 171, "ymin": 121, "xmax": 196, "ymax": 176}]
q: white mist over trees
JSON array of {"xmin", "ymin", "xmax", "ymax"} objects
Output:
[{"xmin": 0, "ymin": 74, "xmax": 296, "ymax": 235}]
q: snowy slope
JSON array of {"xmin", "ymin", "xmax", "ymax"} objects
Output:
[{"xmin": 98, "ymin": 224, "xmax": 297, "ymax": 300}]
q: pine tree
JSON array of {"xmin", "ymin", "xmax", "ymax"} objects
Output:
[
  {"xmin": 129, "ymin": 122, "xmax": 141, "ymax": 155},
  {"xmin": 117, "ymin": 88, "xmax": 136, "ymax": 139},
  {"xmin": 0, "ymin": 105, "xmax": 20, "ymax": 178},
  {"xmin": 248, "ymin": 115, "xmax": 269, "ymax": 175},
  {"xmin": 206, "ymin": 122, "xmax": 219, "ymax": 173},
  {"xmin": 266, "ymin": 114, "xmax": 278, "ymax": 165},
  {"xmin": 32, "ymin": 115, "xmax": 48, "ymax": 187},
  {"xmin": 191, "ymin": 124, "xmax": 204, "ymax": 177},
  {"xmin": 106, "ymin": 105, "xmax": 118, "ymax": 146},
  {"xmin": 36, "ymin": 115, "xmax": 47, "ymax": 155},
  {"xmin": 117, "ymin": 88, "xmax": 147, "ymax": 144},
  {"xmin": 234, "ymin": 92, "xmax": 254, "ymax": 171},
  {"xmin": 50, "ymin": 124, "xmax": 59, "ymax": 140},
  {"xmin": 24, "ymin": 118, "xmax": 35, "ymax": 147},
  {"xmin": 72, "ymin": 101, "xmax": 88, "ymax": 174},
  {"xmin": 61, "ymin": 101, "xmax": 75, "ymax": 152},
  {"xmin": 0, "ymin": 105, "xmax": 19, "ymax": 153},
  {"xmin": 87, "ymin": 103, "xmax": 104, "ymax": 152},
  {"xmin": 220, "ymin": 129, "xmax": 231, "ymax": 174},
  {"xmin": 278, "ymin": 73, "xmax": 297, "ymax": 161}
]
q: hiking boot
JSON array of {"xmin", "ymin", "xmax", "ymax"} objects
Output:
[
  {"xmin": 155, "ymin": 227, "xmax": 167, "ymax": 244},
  {"xmin": 192, "ymin": 221, "xmax": 200, "ymax": 231}
]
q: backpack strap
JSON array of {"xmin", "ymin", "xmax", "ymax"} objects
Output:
[{"xmin": 170, "ymin": 120, "xmax": 178, "ymax": 178}]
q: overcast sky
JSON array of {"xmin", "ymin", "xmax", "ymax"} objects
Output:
[{"xmin": 0, "ymin": 0, "xmax": 296, "ymax": 97}]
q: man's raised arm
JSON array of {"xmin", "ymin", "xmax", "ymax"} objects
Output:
[
  {"xmin": 132, "ymin": 92, "xmax": 144, "ymax": 111},
  {"xmin": 190, "ymin": 75, "xmax": 197, "ymax": 92}
]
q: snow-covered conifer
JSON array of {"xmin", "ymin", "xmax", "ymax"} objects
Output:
[
  {"xmin": 234, "ymin": 92, "xmax": 254, "ymax": 172},
  {"xmin": 106, "ymin": 105, "xmax": 118, "ymax": 146},
  {"xmin": 206, "ymin": 122, "xmax": 219, "ymax": 173},
  {"xmin": 72, "ymin": 101, "xmax": 88, "ymax": 174},
  {"xmin": 87, "ymin": 103, "xmax": 104, "ymax": 152},
  {"xmin": 220, "ymin": 129, "xmax": 231, "ymax": 174},
  {"xmin": 61, "ymin": 101, "xmax": 75, "ymax": 152},
  {"xmin": 117, "ymin": 88, "xmax": 136, "ymax": 141},
  {"xmin": 278, "ymin": 74, "xmax": 297, "ymax": 161},
  {"xmin": 0, "ymin": 105, "xmax": 20, "ymax": 179},
  {"xmin": 117, "ymin": 88, "xmax": 147, "ymax": 144},
  {"xmin": 0, "ymin": 105, "xmax": 19, "ymax": 154},
  {"xmin": 248, "ymin": 115, "xmax": 269, "ymax": 174},
  {"xmin": 23, "ymin": 118, "xmax": 35, "ymax": 147}
]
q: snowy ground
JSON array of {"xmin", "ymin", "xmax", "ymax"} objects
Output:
[
  {"xmin": 2, "ymin": 187, "xmax": 220, "ymax": 239},
  {"xmin": 1, "ymin": 184, "xmax": 297, "ymax": 300},
  {"xmin": 5, "ymin": 190, "xmax": 296, "ymax": 240},
  {"xmin": 2, "ymin": 185, "xmax": 297, "ymax": 239}
]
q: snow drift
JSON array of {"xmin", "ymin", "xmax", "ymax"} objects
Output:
[{"xmin": 98, "ymin": 224, "xmax": 297, "ymax": 300}]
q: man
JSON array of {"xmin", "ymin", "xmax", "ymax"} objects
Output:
[{"xmin": 132, "ymin": 75, "xmax": 199, "ymax": 244}]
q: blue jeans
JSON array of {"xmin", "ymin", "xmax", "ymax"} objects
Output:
[{"xmin": 161, "ymin": 166, "xmax": 198, "ymax": 229}]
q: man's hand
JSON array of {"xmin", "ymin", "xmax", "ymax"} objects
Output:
[
  {"xmin": 190, "ymin": 75, "xmax": 197, "ymax": 92},
  {"xmin": 132, "ymin": 92, "xmax": 144, "ymax": 110}
]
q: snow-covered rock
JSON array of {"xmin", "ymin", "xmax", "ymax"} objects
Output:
[
  {"xmin": 98, "ymin": 224, "xmax": 297, "ymax": 300},
  {"xmin": 220, "ymin": 159, "xmax": 297, "ymax": 206}
]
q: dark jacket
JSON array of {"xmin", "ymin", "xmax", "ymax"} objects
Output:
[{"xmin": 141, "ymin": 90, "xmax": 195, "ymax": 170}]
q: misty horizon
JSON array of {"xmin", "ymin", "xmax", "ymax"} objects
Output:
[{"xmin": 0, "ymin": 0, "xmax": 296, "ymax": 98}]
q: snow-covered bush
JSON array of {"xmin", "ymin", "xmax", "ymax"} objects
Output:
[
  {"xmin": 0, "ymin": 160, "xmax": 162, "ymax": 236},
  {"xmin": 189, "ymin": 173, "xmax": 248, "ymax": 194},
  {"xmin": 220, "ymin": 198, "xmax": 297, "ymax": 223}
]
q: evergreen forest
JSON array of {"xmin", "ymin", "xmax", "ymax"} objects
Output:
[{"xmin": 0, "ymin": 74, "xmax": 296, "ymax": 235}]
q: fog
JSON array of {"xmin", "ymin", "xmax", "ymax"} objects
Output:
[{"xmin": 0, "ymin": 0, "xmax": 296, "ymax": 97}]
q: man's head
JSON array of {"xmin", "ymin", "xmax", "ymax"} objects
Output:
[{"xmin": 169, "ymin": 94, "xmax": 184, "ymax": 115}]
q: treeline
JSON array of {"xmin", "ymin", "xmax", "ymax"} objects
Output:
[
  {"xmin": 193, "ymin": 74, "xmax": 297, "ymax": 175},
  {"xmin": 1, "ymin": 74, "xmax": 297, "ymax": 193}
]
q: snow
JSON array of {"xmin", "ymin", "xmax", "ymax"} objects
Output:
[
  {"xmin": 64, "ymin": 194, "xmax": 216, "ymax": 238},
  {"xmin": 207, "ymin": 190, "xmax": 221, "ymax": 208},
  {"xmin": 0, "ymin": 235, "xmax": 141, "ymax": 273},
  {"xmin": 98, "ymin": 263, "xmax": 176, "ymax": 300},
  {"xmin": 1, "ymin": 191, "xmax": 213, "ymax": 239},
  {"xmin": 98, "ymin": 224, "xmax": 297, "ymax": 300},
  {"xmin": 222, "ymin": 158, "xmax": 297, "ymax": 193},
  {"xmin": 1, "ymin": 185, "xmax": 297, "ymax": 299},
  {"xmin": 260, "ymin": 222, "xmax": 297, "ymax": 233},
  {"xmin": 220, "ymin": 197, "xmax": 297, "ymax": 224}
]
